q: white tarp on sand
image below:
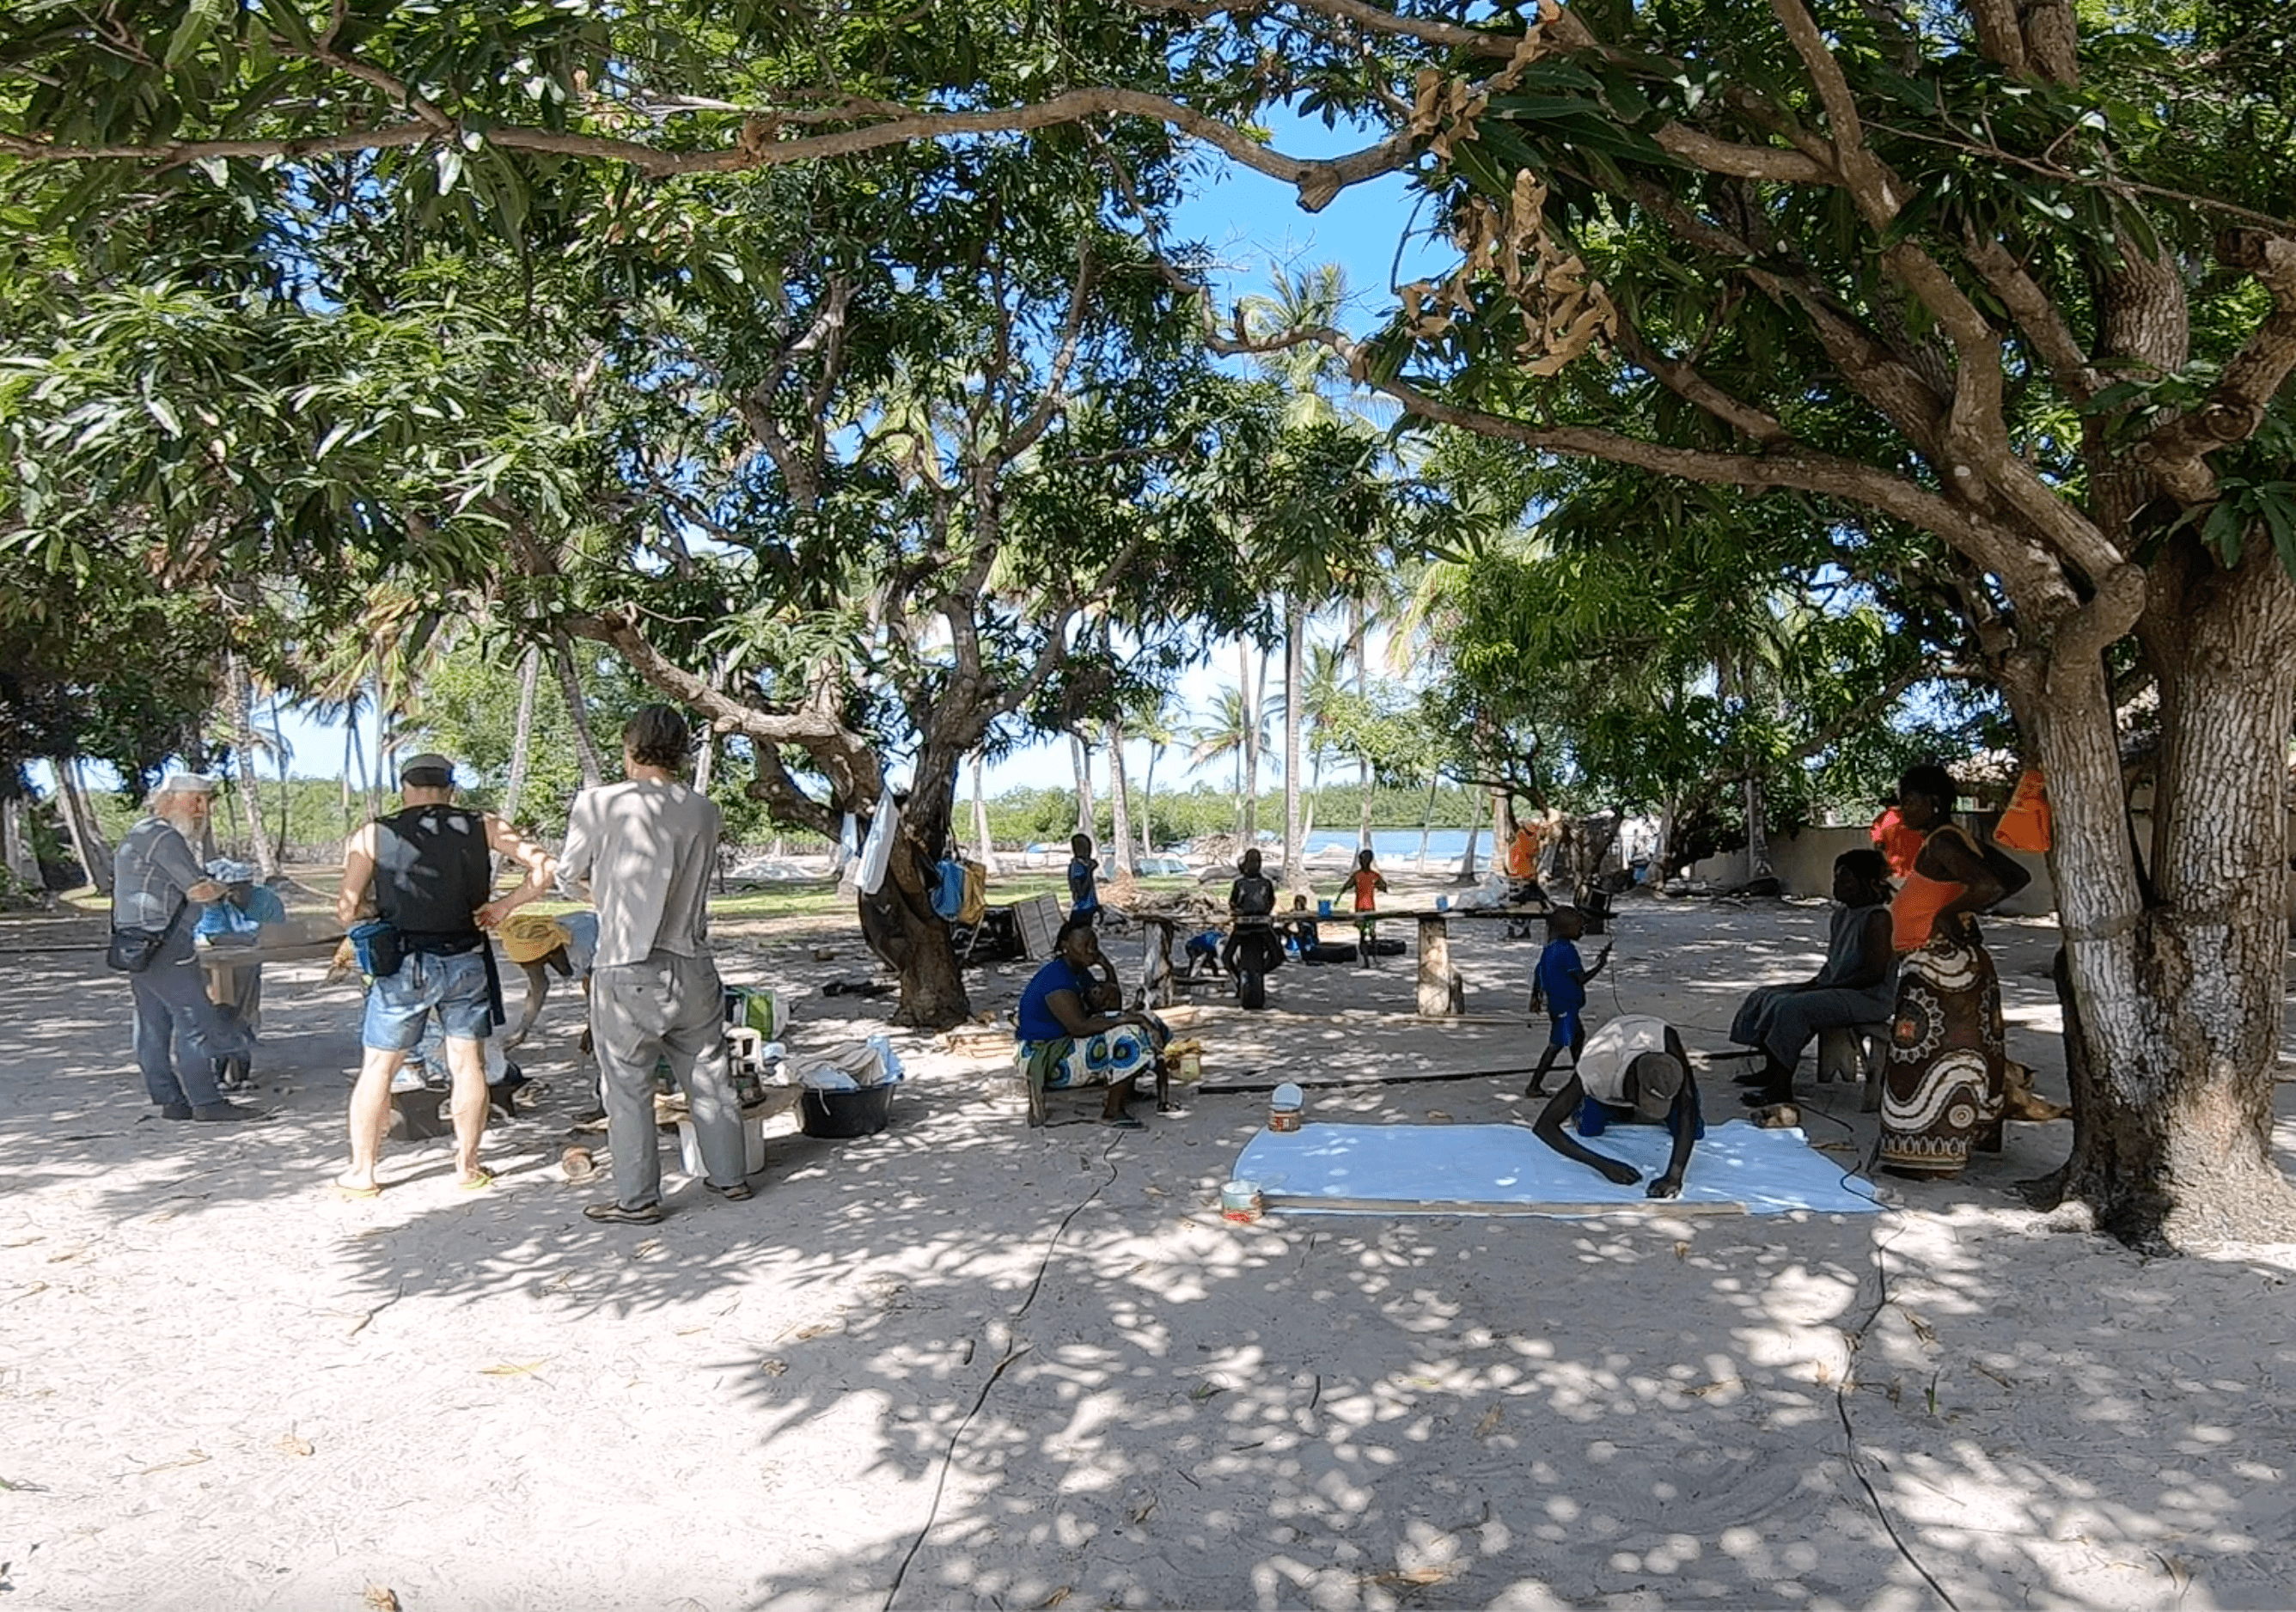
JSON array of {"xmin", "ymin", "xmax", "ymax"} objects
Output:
[{"xmin": 1233, "ymin": 1120, "xmax": 1883, "ymax": 1217}]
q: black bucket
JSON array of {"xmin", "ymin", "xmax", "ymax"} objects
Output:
[{"xmin": 799, "ymin": 1084, "xmax": 895, "ymax": 1139}]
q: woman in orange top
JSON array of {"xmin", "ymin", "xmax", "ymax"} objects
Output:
[{"xmin": 1878, "ymin": 763, "xmax": 2021, "ymax": 1179}]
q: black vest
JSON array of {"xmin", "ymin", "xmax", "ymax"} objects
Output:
[{"xmin": 372, "ymin": 804, "xmax": 490, "ymax": 950}]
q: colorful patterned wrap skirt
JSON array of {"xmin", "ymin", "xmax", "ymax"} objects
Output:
[
  {"xmin": 1017, "ymin": 1024, "xmax": 1157, "ymax": 1092},
  {"xmin": 1878, "ymin": 919, "xmax": 2006, "ymax": 1177}
]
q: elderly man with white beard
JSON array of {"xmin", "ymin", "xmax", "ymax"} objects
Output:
[{"xmin": 109, "ymin": 774, "xmax": 264, "ymax": 1122}]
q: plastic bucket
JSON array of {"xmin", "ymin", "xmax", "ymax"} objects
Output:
[
  {"xmin": 799, "ymin": 1084, "xmax": 895, "ymax": 1139},
  {"xmin": 1220, "ymin": 1180, "xmax": 1262, "ymax": 1222}
]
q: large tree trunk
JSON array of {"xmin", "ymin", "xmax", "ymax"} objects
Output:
[
  {"xmin": 969, "ymin": 752, "xmax": 1000, "ymax": 875},
  {"xmin": 1138, "ymin": 745, "xmax": 1157, "ymax": 863},
  {"xmin": 551, "ymin": 630, "xmax": 606, "ymax": 789},
  {"xmin": 1745, "ymin": 772, "xmax": 1772, "ymax": 879},
  {"xmin": 2024, "ymin": 543, "xmax": 2296, "ymax": 1247},
  {"xmin": 495, "ymin": 645, "xmax": 542, "ymax": 876},
  {"xmin": 222, "ymin": 651, "xmax": 282, "ymax": 881},
  {"xmin": 1351, "ymin": 597, "xmax": 1374, "ymax": 852},
  {"xmin": 855, "ymin": 756, "xmax": 971, "ymax": 1029},
  {"xmin": 1, "ymin": 794, "xmax": 40, "ymax": 890},
  {"xmin": 1106, "ymin": 718, "xmax": 1133, "ymax": 876},
  {"xmin": 1282, "ymin": 598, "xmax": 1305, "ymax": 891},
  {"xmin": 1070, "ymin": 730, "xmax": 1095, "ymax": 840},
  {"xmin": 1239, "ymin": 640, "xmax": 1261, "ymax": 840},
  {"xmin": 53, "ymin": 760, "xmax": 113, "ymax": 895},
  {"xmin": 1415, "ymin": 771, "xmax": 1439, "ymax": 870}
]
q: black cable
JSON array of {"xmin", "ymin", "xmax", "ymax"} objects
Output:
[
  {"xmin": 882, "ymin": 1134, "xmax": 1122, "ymax": 1611},
  {"xmin": 1835, "ymin": 1221, "xmax": 1958, "ymax": 1609}
]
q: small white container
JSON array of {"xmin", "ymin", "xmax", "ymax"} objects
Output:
[
  {"xmin": 677, "ymin": 1111, "xmax": 768, "ymax": 1178},
  {"xmin": 1220, "ymin": 1180, "xmax": 1263, "ymax": 1222}
]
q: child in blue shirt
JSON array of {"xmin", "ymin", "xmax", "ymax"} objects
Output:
[
  {"xmin": 1528, "ymin": 906, "xmax": 1609, "ymax": 1096},
  {"xmin": 1066, "ymin": 833, "xmax": 1100, "ymax": 920}
]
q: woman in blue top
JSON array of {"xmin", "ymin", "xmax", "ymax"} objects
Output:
[{"xmin": 1016, "ymin": 916, "xmax": 1166, "ymax": 1127}]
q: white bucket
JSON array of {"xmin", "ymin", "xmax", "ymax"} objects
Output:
[{"xmin": 677, "ymin": 1111, "xmax": 768, "ymax": 1178}]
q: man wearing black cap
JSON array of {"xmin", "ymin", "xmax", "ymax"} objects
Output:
[
  {"xmin": 1530, "ymin": 1013, "xmax": 1703, "ymax": 1199},
  {"xmin": 332, "ymin": 753, "xmax": 556, "ymax": 1195}
]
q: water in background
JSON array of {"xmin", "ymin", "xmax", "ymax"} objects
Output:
[{"xmin": 1300, "ymin": 828, "xmax": 1475, "ymax": 864}]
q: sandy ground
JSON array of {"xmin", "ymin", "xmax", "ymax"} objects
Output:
[{"xmin": 3, "ymin": 885, "xmax": 2295, "ymax": 1611}]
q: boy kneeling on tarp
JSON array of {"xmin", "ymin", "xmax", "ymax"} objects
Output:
[{"xmin": 1530, "ymin": 1013, "xmax": 1703, "ymax": 1200}]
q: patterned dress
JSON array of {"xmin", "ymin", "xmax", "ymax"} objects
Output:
[{"xmin": 1878, "ymin": 913, "xmax": 2006, "ymax": 1176}]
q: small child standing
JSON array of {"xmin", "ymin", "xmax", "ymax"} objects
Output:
[
  {"xmin": 1067, "ymin": 833, "xmax": 1101, "ymax": 921},
  {"xmin": 1346, "ymin": 849, "xmax": 1389, "ymax": 969},
  {"xmin": 1528, "ymin": 906, "xmax": 1610, "ymax": 1096}
]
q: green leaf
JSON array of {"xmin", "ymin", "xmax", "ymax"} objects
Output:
[{"xmin": 165, "ymin": 0, "xmax": 230, "ymax": 70}]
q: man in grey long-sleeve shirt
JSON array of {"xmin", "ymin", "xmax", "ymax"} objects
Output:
[
  {"xmin": 559, "ymin": 705, "xmax": 750, "ymax": 1223},
  {"xmin": 112, "ymin": 774, "xmax": 261, "ymax": 1121}
]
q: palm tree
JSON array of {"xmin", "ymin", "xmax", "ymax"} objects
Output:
[
  {"xmin": 1129, "ymin": 689, "xmax": 1179, "ymax": 861},
  {"xmin": 1299, "ymin": 639, "xmax": 1352, "ymax": 842},
  {"xmin": 1188, "ymin": 683, "xmax": 1264, "ymax": 842}
]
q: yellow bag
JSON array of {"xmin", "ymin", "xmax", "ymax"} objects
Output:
[
  {"xmin": 1995, "ymin": 769, "xmax": 2052, "ymax": 853},
  {"xmin": 496, "ymin": 912, "xmax": 571, "ymax": 964}
]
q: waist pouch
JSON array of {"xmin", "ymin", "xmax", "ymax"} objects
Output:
[{"xmin": 349, "ymin": 919, "xmax": 404, "ymax": 979}]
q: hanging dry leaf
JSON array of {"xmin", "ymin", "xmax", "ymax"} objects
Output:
[{"xmin": 363, "ymin": 1585, "xmax": 401, "ymax": 1612}]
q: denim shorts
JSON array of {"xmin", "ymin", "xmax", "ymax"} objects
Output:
[{"xmin": 363, "ymin": 949, "xmax": 492, "ymax": 1052}]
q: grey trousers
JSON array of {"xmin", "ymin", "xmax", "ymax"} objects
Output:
[
  {"xmin": 1731, "ymin": 983, "xmax": 1895, "ymax": 1067},
  {"xmin": 590, "ymin": 948, "xmax": 745, "ymax": 1207}
]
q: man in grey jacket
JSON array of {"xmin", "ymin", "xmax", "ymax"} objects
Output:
[
  {"xmin": 112, "ymin": 774, "xmax": 260, "ymax": 1121},
  {"xmin": 560, "ymin": 705, "xmax": 752, "ymax": 1224}
]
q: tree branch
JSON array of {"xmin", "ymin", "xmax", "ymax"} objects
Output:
[
  {"xmin": 2132, "ymin": 230, "xmax": 2296, "ymax": 504},
  {"xmin": 1963, "ymin": 235, "xmax": 2104, "ymax": 402},
  {"xmin": 1, "ymin": 87, "xmax": 1423, "ymax": 212},
  {"xmin": 1130, "ymin": 0, "xmax": 1519, "ymax": 53}
]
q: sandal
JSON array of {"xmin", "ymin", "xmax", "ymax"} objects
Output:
[
  {"xmin": 706, "ymin": 1180, "xmax": 755, "ymax": 1202},
  {"xmin": 332, "ymin": 1180, "xmax": 382, "ymax": 1200},
  {"xmin": 457, "ymin": 1168, "xmax": 498, "ymax": 1192}
]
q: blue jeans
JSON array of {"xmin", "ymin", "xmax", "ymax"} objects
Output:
[
  {"xmin": 131, "ymin": 950, "xmax": 255, "ymax": 1109},
  {"xmin": 362, "ymin": 949, "xmax": 492, "ymax": 1052}
]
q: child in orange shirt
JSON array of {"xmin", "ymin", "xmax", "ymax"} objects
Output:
[{"xmin": 1346, "ymin": 849, "xmax": 1389, "ymax": 969}]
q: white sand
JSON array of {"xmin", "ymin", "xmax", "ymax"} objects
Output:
[{"xmin": 2, "ymin": 891, "xmax": 2293, "ymax": 1609}]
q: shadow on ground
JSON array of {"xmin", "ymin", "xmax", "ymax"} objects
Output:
[{"xmin": 1, "ymin": 899, "xmax": 2293, "ymax": 1609}]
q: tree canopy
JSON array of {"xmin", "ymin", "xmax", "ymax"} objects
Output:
[{"xmin": 6, "ymin": 0, "xmax": 2295, "ymax": 1239}]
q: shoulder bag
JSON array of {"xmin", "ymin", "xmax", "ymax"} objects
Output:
[{"xmin": 107, "ymin": 895, "xmax": 187, "ymax": 974}]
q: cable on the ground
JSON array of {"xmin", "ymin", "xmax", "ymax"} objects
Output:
[
  {"xmin": 1834, "ymin": 1219, "xmax": 1959, "ymax": 1609},
  {"xmin": 882, "ymin": 1133, "xmax": 1123, "ymax": 1611}
]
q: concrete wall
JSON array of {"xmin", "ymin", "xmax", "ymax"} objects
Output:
[
  {"xmin": 1692, "ymin": 810, "xmax": 2296, "ymax": 923},
  {"xmin": 1688, "ymin": 819, "xmax": 2055, "ymax": 916}
]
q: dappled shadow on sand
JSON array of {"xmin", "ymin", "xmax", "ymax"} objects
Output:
[{"xmin": 4, "ymin": 921, "xmax": 2295, "ymax": 1609}]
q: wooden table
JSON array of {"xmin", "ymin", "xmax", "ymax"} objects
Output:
[{"xmin": 1128, "ymin": 907, "xmax": 1548, "ymax": 1017}]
